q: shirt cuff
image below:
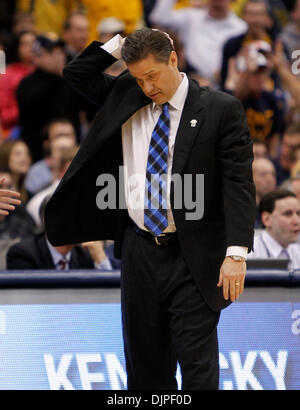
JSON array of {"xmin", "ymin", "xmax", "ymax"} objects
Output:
[
  {"xmin": 226, "ymin": 246, "xmax": 248, "ymax": 260},
  {"xmin": 94, "ymin": 257, "xmax": 113, "ymax": 270},
  {"xmin": 100, "ymin": 34, "xmax": 123, "ymax": 60}
]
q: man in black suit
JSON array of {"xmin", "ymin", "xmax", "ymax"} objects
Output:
[
  {"xmin": 6, "ymin": 233, "xmax": 114, "ymax": 270},
  {"xmin": 45, "ymin": 29, "xmax": 256, "ymax": 389}
]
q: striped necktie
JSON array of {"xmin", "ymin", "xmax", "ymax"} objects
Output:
[
  {"xmin": 57, "ymin": 258, "xmax": 67, "ymax": 270},
  {"xmin": 144, "ymin": 103, "xmax": 170, "ymax": 236}
]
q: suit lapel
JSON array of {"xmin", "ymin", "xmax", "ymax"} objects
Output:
[{"xmin": 171, "ymin": 79, "xmax": 207, "ymax": 177}]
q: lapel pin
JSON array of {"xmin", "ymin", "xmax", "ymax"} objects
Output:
[{"xmin": 190, "ymin": 119, "xmax": 197, "ymax": 127}]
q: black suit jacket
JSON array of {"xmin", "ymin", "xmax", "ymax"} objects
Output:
[
  {"xmin": 6, "ymin": 234, "xmax": 95, "ymax": 270},
  {"xmin": 45, "ymin": 41, "xmax": 256, "ymax": 311}
]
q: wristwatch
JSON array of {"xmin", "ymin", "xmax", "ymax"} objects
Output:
[{"xmin": 229, "ymin": 255, "xmax": 246, "ymax": 262}]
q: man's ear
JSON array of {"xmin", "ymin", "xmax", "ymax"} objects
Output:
[
  {"xmin": 261, "ymin": 211, "xmax": 271, "ymax": 228},
  {"xmin": 169, "ymin": 50, "xmax": 178, "ymax": 67}
]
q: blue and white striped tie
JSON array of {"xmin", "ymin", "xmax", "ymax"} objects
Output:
[{"xmin": 144, "ymin": 103, "xmax": 170, "ymax": 236}]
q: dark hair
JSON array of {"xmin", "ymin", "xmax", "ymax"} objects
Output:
[
  {"xmin": 42, "ymin": 118, "xmax": 74, "ymax": 142},
  {"xmin": 7, "ymin": 30, "xmax": 35, "ymax": 63},
  {"xmin": 121, "ymin": 28, "xmax": 174, "ymax": 64},
  {"xmin": 63, "ymin": 10, "xmax": 87, "ymax": 31},
  {"xmin": 259, "ymin": 189, "xmax": 296, "ymax": 216}
]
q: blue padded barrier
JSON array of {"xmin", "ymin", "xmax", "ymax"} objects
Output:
[
  {"xmin": 0, "ymin": 266, "xmax": 300, "ymax": 287},
  {"xmin": 0, "ymin": 270, "xmax": 121, "ymax": 287}
]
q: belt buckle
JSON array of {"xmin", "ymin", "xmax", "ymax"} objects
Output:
[{"xmin": 154, "ymin": 233, "xmax": 166, "ymax": 245}]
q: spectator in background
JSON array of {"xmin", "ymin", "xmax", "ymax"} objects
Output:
[
  {"xmin": 0, "ymin": 168, "xmax": 36, "ymax": 241},
  {"xmin": 7, "ymin": 195, "xmax": 114, "ymax": 271},
  {"xmin": 252, "ymin": 157, "xmax": 277, "ymax": 227},
  {"xmin": 79, "ymin": 0, "xmax": 143, "ymax": 43},
  {"xmin": 291, "ymin": 161, "xmax": 300, "ymax": 200},
  {"xmin": 248, "ymin": 189, "xmax": 300, "ymax": 269},
  {"xmin": 17, "ymin": 34, "xmax": 82, "ymax": 162},
  {"xmin": 253, "ymin": 138, "xmax": 268, "ymax": 158},
  {"xmin": 16, "ymin": 0, "xmax": 77, "ymax": 37},
  {"xmin": 96, "ymin": 17, "xmax": 125, "ymax": 44},
  {"xmin": 271, "ymin": 39, "xmax": 300, "ymax": 114},
  {"xmin": 63, "ymin": 10, "xmax": 90, "ymax": 62},
  {"xmin": 225, "ymin": 40, "xmax": 285, "ymax": 158},
  {"xmin": 62, "ymin": 12, "xmax": 107, "ymax": 127},
  {"xmin": 0, "ymin": 30, "xmax": 36, "ymax": 139},
  {"xmin": 26, "ymin": 144, "xmax": 78, "ymax": 230},
  {"xmin": 168, "ymin": 30, "xmax": 201, "ymax": 76},
  {"xmin": 280, "ymin": 0, "xmax": 300, "ymax": 58},
  {"xmin": 0, "ymin": 140, "xmax": 32, "ymax": 204},
  {"xmin": 25, "ymin": 118, "xmax": 76, "ymax": 196},
  {"xmin": 11, "ymin": 11, "xmax": 36, "ymax": 38},
  {"xmin": 149, "ymin": 0, "xmax": 247, "ymax": 86},
  {"xmin": 221, "ymin": 0, "xmax": 273, "ymax": 88},
  {"xmin": 280, "ymin": 153, "xmax": 300, "ymax": 200},
  {"xmin": 272, "ymin": 122, "xmax": 300, "ymax": 184}
]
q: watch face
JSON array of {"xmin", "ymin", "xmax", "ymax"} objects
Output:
[{"xmin": 231, "ymin": 255, "xmax": 244, "ymax": 261}]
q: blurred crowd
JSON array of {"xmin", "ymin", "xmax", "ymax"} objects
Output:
[{"xmin": 0, "ymin": 0, "xmax": 300, "ymax": 270}]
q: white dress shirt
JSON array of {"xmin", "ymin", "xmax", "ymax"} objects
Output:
[
  {"xmin": 149, "ymin": 0, "xmax": 247, "ymax": 82},
  {"xmin": 101, "ymin": 35, "xmax": 248, "ymax": 259},
  {"xmin": 248, "ymin": 230, "xmax": 300, "ymax": 269}
]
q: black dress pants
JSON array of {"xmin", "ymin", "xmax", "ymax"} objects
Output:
[{"xmin": 120, "ymin": 225, "xmax": 221, "ymax": 390}]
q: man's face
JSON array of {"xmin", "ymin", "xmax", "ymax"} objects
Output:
[
  {"xmin": 127, "ymin": 52, "xmax": 180, "ymax": 105},
  {"xmin": 242, "ymin": 2, "xmax": 270, "ymax": 31},
  {"xmin": 280, "ymin": 134, "xmax": 300, "ymax": 170},
  {"xmin": 253, "ymin": 158, "xmax": 276, "ymax": 199},
  {"xmin": 253, "ymin": 142, "xmax": 267, "ymax": 159},
  {"xmin": 35, "ymin": 47, "xmax": 66, "ymax": 76},
  {"xmin": 208, "ymin": 0, "xmax": 231, "ymax": 17},
  {"xmin": 248, "ymin": 70, "xmax": 267, "ymax": 96},
  {"xmin": 263, "ymin": 197, "xmax": 300, "ymax": 247},
  {"xmin": 18, "ymin": 32, "xmax": 36, "ymax": 64},
  {"xmin": 50, "ymin": 136, "xmax": 76, "ymax": 170},
  {"xmin": 48, "ymin": 122, "xmax": 76, "ymax": 141},
  {"xmin": 65, "ymin": 15, "xmax": 89, "ymax": 52}
]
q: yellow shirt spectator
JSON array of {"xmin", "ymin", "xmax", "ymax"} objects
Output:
[
  {"xmin": 79, "ymin": 0, "xmax": 144, "ymax": 42},
  {"xmin": 17, "ymin": 0, "xmax": 78, "ymax": 36}
]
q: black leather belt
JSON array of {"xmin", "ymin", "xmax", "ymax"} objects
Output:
[{"xmin": 134, "ymin": 225, "xmax": 178, "ymax": 246}]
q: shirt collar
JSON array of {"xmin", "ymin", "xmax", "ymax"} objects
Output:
[
  {"xmin": 261, "ymin": 230, "xmax": 286, "ymax": 258},
  {"xmin": 152, "ymin": 72, "xmax": 189, "ymax": 112},
  {"xmin": 46, "ymin": 238, "xmax": 72, "ymax": 267}
]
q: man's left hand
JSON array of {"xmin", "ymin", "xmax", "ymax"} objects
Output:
[{"xmin": 217, "ymin": 257, "xmax": 246, "ymax": 302}]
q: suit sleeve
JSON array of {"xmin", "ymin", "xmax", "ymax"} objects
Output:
[
  {"xmin": 63, "ymin": 40, "xmax": 119, "ymax": 106},
  {"xmin": 217, "ymin": 96, "xmax": 256, "ymax": 252},
  {"xmin": 6, "ymin": 244, "xmax": 37, "ymax": 270}
]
